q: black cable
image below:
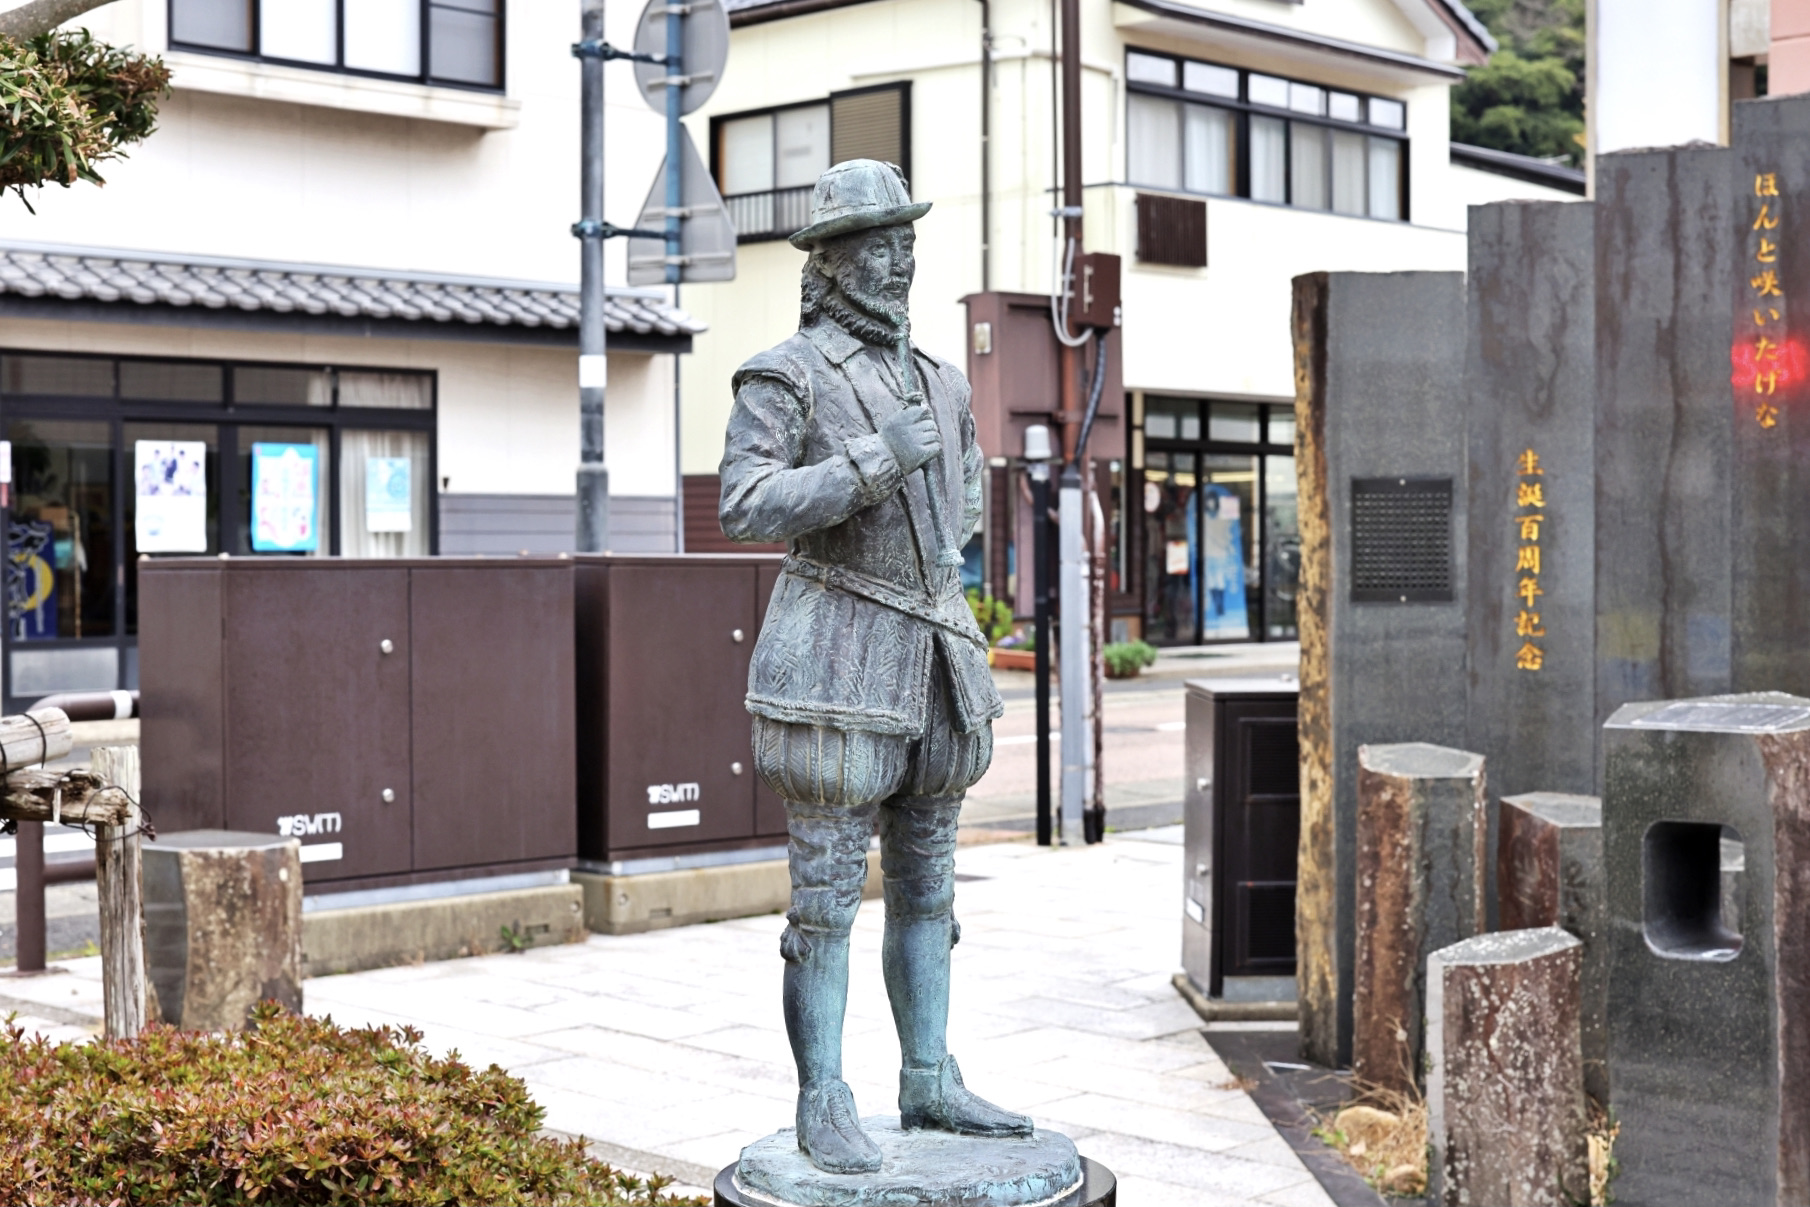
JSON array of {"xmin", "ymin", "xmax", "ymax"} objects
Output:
[{"xmin": 1075, "ymin": 328, "xmax": 1109, "ymax": 462}]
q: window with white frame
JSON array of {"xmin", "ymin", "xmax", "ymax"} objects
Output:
[
  {"xmin": 712, "ymin": 84, "xmax": 911, "ymax": 243},
  {"xmin": 169, "ymin": 0, "xmax": 503, "ymax": 89},
  {"xmin": 1126, "ymin": 50, "xmax": 1407, "ymax": 222}
]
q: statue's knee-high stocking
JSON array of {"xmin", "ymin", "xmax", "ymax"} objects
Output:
[{"xmin": 879, "ymin": 796, "xmax": 960, "ymax": 1071}]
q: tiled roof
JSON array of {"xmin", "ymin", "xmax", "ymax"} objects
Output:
[{"xmin": 0, "ymin": 241, "xmax": 706, "ymax": 338}]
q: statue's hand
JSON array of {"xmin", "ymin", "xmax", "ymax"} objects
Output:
[{"xmin": 880, "ymin": 404, "xmax": 943, "ymax": 475}]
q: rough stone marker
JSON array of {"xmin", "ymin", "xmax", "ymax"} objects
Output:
[
  {"xmin": 144, "ymin": 831, "xmax": 303, "ymax": 1030},
  {"xmin": 1426, "ymin": 926, "xmax": 1588, "ymax": 1207},
  {"xmin": 1603, "ymin": 692, "xmax": 1810, "ymax": 1206},
  {"xmin": 1352, "ymin": 742, "xmax": 1484, "ymax": 1096},
  {"xmin": 1497, "ymin": 792, "xmax": 1606, "ymax": 1104}
]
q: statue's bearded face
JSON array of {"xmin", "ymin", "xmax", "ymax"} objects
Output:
[{"xmin": 812, "ymin": 225, "xmax": 915, "ymax": 337}]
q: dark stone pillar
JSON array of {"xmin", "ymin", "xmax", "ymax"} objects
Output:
[
  {"xmin": 1593, "ymin": 143, "xmax": 1735, "ymax": 730},
  {"xmin": 1603, "ymin": 693, "xmax": 1810, "ymax": 1205},
  {"xmin": 1464, "ymin": 200, "xmax": 1596, "ymax": 928},
  {"xmin": 1497, "ymin": 792, "xmax": 1606, "ymax": 1103},
  {"xmin": 1352, "ymin": 743, "xmax": 1484, "ymax": 1097},
  {"xmin": 143, "ymin": 831, "xmax": 303, "ymax": 1030},
  {"xmin": 1426, "ymin": 927, "xmax": 1589, "ymax": 1207},
  {"xmin": 1730, "ymin": 95, "xmax": 1810, "ymax": 697},
  {"xmin": 1292, "ymin": 271, "xmax": 1468, "ymax": 1069}
]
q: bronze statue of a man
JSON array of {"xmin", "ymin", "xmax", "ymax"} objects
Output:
[{"xmin": 720, "ymin": 159, "xmax": 1030, "ymax": 1174}]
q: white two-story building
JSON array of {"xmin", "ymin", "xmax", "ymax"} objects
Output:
[
  {"xmin": 676, "ymin": 0, "xmax": 1582, "ymax": 645},
  {"xmin": 0, "ymin": 0, "xmax": 692, "ymax": 706}
]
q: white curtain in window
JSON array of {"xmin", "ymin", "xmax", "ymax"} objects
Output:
[
  {"xmin": 260, "ymin": 0, "xmax": 335, "ymax": 63},
  {"xmin": 776, "ymin": 106, "xmax": 830, "ymax": 188},
  {"xmin": 1368, "ymin": 137, "xmax": 1402, "ymax": 220},
  {"xmin": 1331, "ymin": 130, "xmax": 1367, "ymax": 215},
  {"xmin": 340, "ymin": 372, "xmax": 432, "ymax": 410},
  {"xmin": 721, "ymin": 115, "xmax": 775, "ymax": 195},
  {"xmin": 1128, "ymin": 95, "xmax": 1181, "ymax": 190},
  {"xmin": 346, "ymin": 0, "xmax": 422, "ymax": 76},
  {"xmin": 1290, "ymin": 124, "xmax": 1328, "ymax": 210},
  {"xmin": 173, "ymin": 0, "xmax": 252, "ymax": 51},
  {"xmin": 1249, "ymin": 115, "xmax": 1287, "ymax": 203},
  {"xmin": 340, "ymin": 429, "xmax": 430, "ymax": 558},
  {"xmin": 1183, "ymin": 105, "xmax": 1233, "ymax": 195}
]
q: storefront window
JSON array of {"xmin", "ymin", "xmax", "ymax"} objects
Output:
[
  {"xmin": 1136, "ymin": 397, "xmax": 1298, "ymax": 645},
  {"xmin": 8, "ymin": 420, "xmax": 114, "ymax": 642},
  {"xmin": 124, "ymin": 423, "xmax": 221, "ymax": 635},
  {"xmin": 339, "ymin": 429, "xmax": 431, "ymax": 557},
  {"xmin": 237, "ymin": 427, "xmax": 330, "ymax": 557}
]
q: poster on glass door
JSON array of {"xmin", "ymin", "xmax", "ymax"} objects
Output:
[
  {"xmin": 250, "ymin": 443, "xmax": 319, "ymax": 553},
  {"xmin": 1200, "ymin": 486, "xmax": 1250, "ymax": 640},
  {"xmin": 364, "ymin": 457, "xmax": 412, "ymax": 532},
  {"xmin": 133, "ymin": 440, "xmax": 209, "ymax": 553}
]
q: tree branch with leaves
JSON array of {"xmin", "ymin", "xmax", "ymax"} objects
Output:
[{"xmin": 0, "ymin": 0, "xmax": 170, "ymax": 205}]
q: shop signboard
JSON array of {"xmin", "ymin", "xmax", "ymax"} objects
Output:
[
  {"xmin": 7, "ymin": 519, "xmax": 55, "ymax": 639},
  {"xmin": 364, "ymin": 457, "xmax": 411, "ymax": 533},
  {"xmin": 134, "ymin": 440, "xmax": 209, "ymax": 554},
  {"xmin": 250, "ymin": 443, "xmax": 318, "ymax": 554}
]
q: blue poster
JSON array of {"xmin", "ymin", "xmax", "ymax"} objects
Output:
[
  {"xmin": 1200, "ymin": 486, "xmax": 1250, "ymax": 640},
  {"xmin": 251, "ymin": 443, "xmax": 319, "ymax": 553},
  {"xmin": 7, "ymin": 519, "xmax": 56, "ymax": 639}
]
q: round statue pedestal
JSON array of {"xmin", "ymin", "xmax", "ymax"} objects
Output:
[{"xmin": 712, "ymin": 1118, "xmax": 1116, "ymax": 1207}]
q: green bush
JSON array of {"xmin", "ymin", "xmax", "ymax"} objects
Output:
[
  {"xmin": 965, "ymin": 588, "xmax": 1015, "ymax": 645},
  {"xmin": 1102, "ymin": 640, "xmax": 1158, "ymax": 678},
  {"xmin": 0, "ymin": 28, "xmax": 170, "ymax": 204},
  {"xmin": 0, "ymin": 1002, "xmax": 706, "ymax": 1205}
]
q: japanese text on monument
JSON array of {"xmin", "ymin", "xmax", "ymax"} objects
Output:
[
  {"xmin": 1514, "ymin": 448, "xmax": 1545, "ymax": 672},
  {"xmin": 1748, "ymin": 171, "xmax": 1786, "ymax": 430}
]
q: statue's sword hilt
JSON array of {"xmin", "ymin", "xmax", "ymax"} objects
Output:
[{"xmin": 897, "ymin": 331, "xmax": 965, "ymax": 570}]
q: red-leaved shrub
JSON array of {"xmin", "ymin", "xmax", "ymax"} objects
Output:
[{"xmin": 0, "ymin": 1002, "xmax": 705, "ymax": 1205}]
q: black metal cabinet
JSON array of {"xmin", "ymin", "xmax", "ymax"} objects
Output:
[
  {"xmin": 574, "ymin": 554, "xmax": 785, "ymax": 863},
  {"xmin": 1182, "ymin": 676, "xmax": 1300, "ymax": 998},
  {"xmin": 141, "ymin": 558, "xmax": 576, "ymax": 892}
]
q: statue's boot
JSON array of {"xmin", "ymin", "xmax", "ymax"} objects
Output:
[
  {"xmin": 900, "ymin": 1054, "xmax": 1033, "ymax": 1136},
  {"xmin": 796, "ymin": 1077, "xmax": 884, "ymax": 1173},
  {"xmin": 881, "ymin": 797, "xmax": 1033, "ymax": 1138}
]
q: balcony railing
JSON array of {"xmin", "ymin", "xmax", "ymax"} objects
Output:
[{"xmin": 725, "ymin": 186, "xmax": 814, "ymax": 244}]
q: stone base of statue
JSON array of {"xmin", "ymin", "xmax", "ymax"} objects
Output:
[{"xmin": 712, "ymin": 1117, "xmax": 1116, "ymax": 1207}]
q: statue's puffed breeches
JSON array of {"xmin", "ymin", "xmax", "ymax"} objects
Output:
[{"xmin": 756, "ymin": 684, "xmax": 989, "ymax": 965}]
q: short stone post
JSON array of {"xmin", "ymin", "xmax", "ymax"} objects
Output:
[
  {"xmin": 1426, "ymin": 927, "xmax": 1589, "ymax": 1206},
  {"xmin": 1497, "ymin": 792, "xmax": 1607, "ymax": 1103},
  {"xmin": 1352, "ymin": 743, "xmax": 1484, "ymax": 1095},
  {"xmin": 143, "ymin": 831, "xmax": 303, "ymax": 1029}
]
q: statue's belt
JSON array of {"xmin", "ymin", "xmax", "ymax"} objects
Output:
[{"xmin": 782, "ymin": 555, "xmax": 986, "ymax": 651}]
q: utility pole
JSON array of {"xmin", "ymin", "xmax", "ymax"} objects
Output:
[
  {"xmin": 1055, "ymin": 0, "xmax": 1090, "ymax": 843},
  {"xmin": 575, "ymin": 0, "xmax": 610, "ymax": 554}
]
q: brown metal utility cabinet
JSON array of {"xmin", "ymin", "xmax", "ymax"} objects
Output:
[
  {"xmin": 139, "ymin": 557, "xmax": 576, "ymax": 893},
  {"xmin": 1182, "ymin": 676, "xmax": 1300, "ymax": 1001},
  {"xmin": 574, "ymin": 554, "xmax": 787, "ymax": 864}
]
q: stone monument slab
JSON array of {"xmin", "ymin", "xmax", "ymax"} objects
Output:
[
  {"xmin": 1352, "ymin": 742, "xmax": 1484, "ymax": 1095},
  {"xmin": 1426, "ymin": 927, "xmax": 1589, "ymax": 1207},
  {"xmin": 1464, "ymin": 200, "xmax": 1596, "ymax": 924},
  {"xmin": 1292, "ymin": 271, "xmax": 1469, "ymax": 1068},
  {"xmin": 1603, "ymin": 692, "xmax": 1810, "ymax": 1204}
]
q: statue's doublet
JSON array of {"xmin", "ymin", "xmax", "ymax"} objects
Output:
[{"xmin": 720, "ymin": 319, "xmax": 1004, "ymax": 738}]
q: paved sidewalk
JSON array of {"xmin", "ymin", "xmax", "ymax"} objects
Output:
[{"xmin": 307, "ymin": 831, "xmax": 1334, "ymax": 1206}]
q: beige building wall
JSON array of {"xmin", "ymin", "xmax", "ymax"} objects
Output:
[{"xmin": 676, "ymin": 0, "xmax": 1521, "ymax": 472}]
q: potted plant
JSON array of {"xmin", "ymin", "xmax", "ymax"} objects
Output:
[{"xmin": 1102, "ymin": 640, "xmax": 1159, "ymax": 679}]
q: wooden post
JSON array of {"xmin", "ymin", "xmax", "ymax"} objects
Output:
[
  {"xmin": 90, "ymin": 746, "xmax": 145, "ymax": 1040},
  {"xmin": 14, "ymin": 819, "xmax": 44, "ymax": 973}
]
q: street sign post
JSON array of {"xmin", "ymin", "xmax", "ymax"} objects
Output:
[{"xmin": 626, "ymin": 126, "xmax": 737, "ymax": 285}]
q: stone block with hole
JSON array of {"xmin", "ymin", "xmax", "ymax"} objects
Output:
[{"xmin": 1603, "ymin": 693, "xmax": 1810, "ymax": 1205}]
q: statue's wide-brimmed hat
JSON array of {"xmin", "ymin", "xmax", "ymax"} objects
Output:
[{"xmin": 789, "ymin": 159, "xmax": 931, "ymax": 249}]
